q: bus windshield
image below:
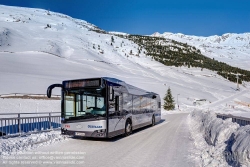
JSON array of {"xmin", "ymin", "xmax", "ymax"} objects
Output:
[{"xmin": 64, "ymin": 90, "xmax": 106, "ymax": 120}]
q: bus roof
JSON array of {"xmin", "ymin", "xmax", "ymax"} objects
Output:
[
  {"xmin": 63, "ymin": 77, "xmax": 158, "ymax": 96},
  {"xmin": 103, "ymin": 77, "xmax": 156, "ymax": 96}
]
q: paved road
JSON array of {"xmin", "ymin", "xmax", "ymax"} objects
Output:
[{"xmin": 3, "ymin": 113, "xmax": 195, "ymax": 167}]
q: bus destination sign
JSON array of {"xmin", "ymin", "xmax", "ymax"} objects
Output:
[{"xmin": 65, "ymin": 79, "xmax": 100, "ymax": 88}]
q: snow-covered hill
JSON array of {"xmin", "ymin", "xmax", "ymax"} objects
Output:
[
  {"xmin": 152, "ymin": 32, "xmax": 250, "ymax": 70},
  {"xmin": 0, "ymin": 4, "xmax": 249, "ymax": 115},
  {"xmin": 1, "ymin": 5, "xmax": 250, "ymax": 166}
]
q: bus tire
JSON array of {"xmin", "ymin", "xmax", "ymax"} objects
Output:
[
  {"xmin": 124, "ymin": 119, "xmax": 132, "ymax": 136},
  {"xmin": 151, "ymin": 115, "xmax": 155, "ymax": 126}
]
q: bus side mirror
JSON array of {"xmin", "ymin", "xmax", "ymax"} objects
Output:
[
  {"xmin": 47, "ymin": 84, "xmax": 64, "ymax": 98},
  {"xmin": 152, "ymin": 95, "xmax": 156, "ymax": 99},
  {"xmin": 109, "ymin": 86, "xmax": 114, "ymax": 101}
]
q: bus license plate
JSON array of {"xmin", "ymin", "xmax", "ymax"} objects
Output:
[{"xmin": 75, "ymin": 132, "xmax": 85, "ymax": 136}]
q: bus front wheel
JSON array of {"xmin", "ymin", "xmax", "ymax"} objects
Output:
[{"xmin": 124, "ymin": 119, "xmax": 132, "ymax": 136}]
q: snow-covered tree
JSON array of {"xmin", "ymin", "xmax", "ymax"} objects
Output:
[{"xmin": 163, "ymin": 87, "xmax": 175, "ymax": 110}]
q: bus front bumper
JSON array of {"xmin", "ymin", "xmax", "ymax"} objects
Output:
[{"xmin": 61, "ymin": 128, "xmax": 107, "ymax": 138}]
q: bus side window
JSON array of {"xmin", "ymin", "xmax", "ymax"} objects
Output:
[
  {"xmin": 115, "ymin": 95, "xmax": 124, "ymax": 116},
  {"xmin": 115, "ymin": 96, "xmax": 119, "ymax": 112},
  {"xmin": 123, "ymin": 93, "xmax": 132, "ymax": 114},
  {"xmin": 133, "ymin": 95, "xmax": 140, "ymax": 115}
]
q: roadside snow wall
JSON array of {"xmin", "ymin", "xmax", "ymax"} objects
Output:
[
  {"xmin": 190, "ymin": 110, "xmax": 250, "ymax": 167},
  {"xmin": 0, "ymin": 130, "xmax": 67, "ymax": 156}
]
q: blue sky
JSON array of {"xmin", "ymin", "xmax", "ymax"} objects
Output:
[{"xmin": 0, "ymin": 0, "xmax": 249, "ymax": 36}]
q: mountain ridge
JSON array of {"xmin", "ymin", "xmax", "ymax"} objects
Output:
[{"xmin": 151, "ymin": 32, "xmax": 250, "ymax": 70}]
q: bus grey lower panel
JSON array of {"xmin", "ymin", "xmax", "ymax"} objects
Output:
[
  {"xmin": 108, "ymin": 129, "xmax": 125, "ymax": 138},
  {"xmin": 133, "ymin": 121, "xmax": 151, "ymax": 130}
]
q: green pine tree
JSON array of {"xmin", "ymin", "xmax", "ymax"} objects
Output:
[{"xmin": 163, "ymin": 87, "xmax": 175, "ymax": 110}]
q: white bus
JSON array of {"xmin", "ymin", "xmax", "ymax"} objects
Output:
[{"xmin": 47, "ymin": 77, "xmax": 161, "ymax": 138}]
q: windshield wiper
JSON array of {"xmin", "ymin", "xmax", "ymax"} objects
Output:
[
  {"xmin": 68, "ymin": 113, "xmax": 104, "ymax": 120},
  {"xmin": 81, "ymin": 113, "xmax": 104, "ymax": 119}
]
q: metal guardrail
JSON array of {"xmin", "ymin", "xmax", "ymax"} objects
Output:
[
  {"xmin": 0, "ymin": 112, "xmax": 61, "ymax": 138},
  {"xmin": 217, "ymin": 113, "xmax": 250, "ymax": 126},
  {"xmin": 0, "ymin": 93, "xmax": 60, "ymax": 99}
]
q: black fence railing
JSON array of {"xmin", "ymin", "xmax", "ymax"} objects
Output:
[
  {"xmin": 217, "ymin": 113, "xmax": 250, "ymax": 126},
  {"xmin": 0, "ymin": 93, "xmax": 60, "ymax": 100},
  {"xmin": 0, "ymin": 112, "xmax": 61, "ymax": 138}
]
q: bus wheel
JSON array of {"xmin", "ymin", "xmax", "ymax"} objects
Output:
[
  {"xmin": 124, "ymin": 119, "xmax": 132, "ymax": 136},
  {"xmin": 151, "ymin": 116, "xmax": 155, "ymax": 126}
]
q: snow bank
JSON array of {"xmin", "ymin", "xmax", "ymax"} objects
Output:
[
  {"xmin": 0, "ymin": 130, "xmax": 67, "ymax": 156},
  {"xmin": 189, "ymin": 110, "xmax": 238, "ymax": 166},
  {"xmin": 193, "ymin": 110, "xmax": 239, "ymax": 146},
  {"xmin": 230, "ymin": 125, "xmax": 250, "ymax": 166},
  {"xmin": 189, "ymin": 109, "xmax": 250, "ymax": 166}
]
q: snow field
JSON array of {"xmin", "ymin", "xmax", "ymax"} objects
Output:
[{"xmin": 0, "ymin": 98, "xmax": 60, "ymax": 114}]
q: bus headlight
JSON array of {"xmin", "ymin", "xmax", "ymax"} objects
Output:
[
  {"xmin": 92, "ymin": 129, "xmax": 106, "ymax": 137},
  {"xmin": 96, "ymin": 129, "xmax": 105, "ymax": 133}
]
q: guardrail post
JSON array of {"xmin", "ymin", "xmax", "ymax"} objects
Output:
[
  {"xmin": 18, "ymin": 113, "xmax": 21, "ymax": 135},
  {"xmin": 49, "ymin": 113, "xmax": 52, "ymax": 129}
]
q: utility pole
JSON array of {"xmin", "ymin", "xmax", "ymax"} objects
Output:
[
  {"xmin": 177, "ymin": 94, "xmax": 180, "ymax": 110},
  {"xmin": 236, "ymin": 74, "xmax": 240, "ymax": 91}
]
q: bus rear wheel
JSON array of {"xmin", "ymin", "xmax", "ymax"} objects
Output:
[
  {"xmin": 151, "ymin": 116, "xmax": 155, "ymax": 126},
  {"xmin": 124, "ymin": 119, "xmax": 132, "ymax": 136}
]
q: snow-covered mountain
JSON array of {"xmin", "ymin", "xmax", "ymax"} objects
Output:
[
  {"xmin": 1, "ymin": 5, "xmax": 250, "ymax": 166},
  {"xmin": 0, "ymin": 4, "xmax": 249, "ymax": 112},
  {"xmin": 0, "ymin": 5, "xmax": 106, "ymax": 58},
  {"xmin": 152, "ymin": 32, "xmax": 250, "ymax": 70}
]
